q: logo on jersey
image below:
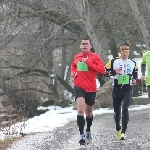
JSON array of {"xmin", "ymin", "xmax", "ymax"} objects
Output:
[
  {"xmin": 119, "ymin": 63, "xmax": 122, "ymax": 70},
  {"xmin": 127, "ymin": 64, "xmax": 132, "ymax": 74}
]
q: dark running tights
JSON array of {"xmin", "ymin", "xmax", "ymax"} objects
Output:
[{"xmin": 112, "ymin": 87, "xmax": 132, "ymax": 133}]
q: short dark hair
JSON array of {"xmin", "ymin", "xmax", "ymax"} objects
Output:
[
  {"xmin": 120, "ymin": 43, "xmax": 129, "ymax": 47},
  {"xmin": 81, "ymin": 36, "xmax": 91, "ymax": 44},
  {"xmin": 90, "ymin": 48, "xmax": 95, "ymax": 53}
]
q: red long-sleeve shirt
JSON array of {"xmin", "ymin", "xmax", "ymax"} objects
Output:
[{"xmin": 71, "ymin": 51, "xmax": 105, "ymax": 92}]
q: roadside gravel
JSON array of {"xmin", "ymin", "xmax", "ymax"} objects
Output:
[{"xmin": 6, "ymin": 108, "xmax": 150, "ymax": 150}]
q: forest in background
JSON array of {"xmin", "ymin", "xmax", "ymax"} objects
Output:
[{"xmin": 0, "ymin": 0, "xmax": 150, "ymax": 118}]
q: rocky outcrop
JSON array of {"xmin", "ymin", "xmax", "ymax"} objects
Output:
[
  {"xmin": 96, "ymin": 79, "xmax": 113, "ymax": 108},
  {"xmin": 96, "ymin": 78, "xmax": 148, "ymax": 107},
  {"xmin": 132, "ymin": 97, "xmax": 150, "ymax": 105}
]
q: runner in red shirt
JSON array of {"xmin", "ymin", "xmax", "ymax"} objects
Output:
[{"xmin": 71, "ymin": 37, "xmax": 105, "ymax": 145}]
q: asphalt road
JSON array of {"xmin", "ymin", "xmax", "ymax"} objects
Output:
[{"xmin": 6, "ymin": 108, "xmax": 150, "ymax": 150}]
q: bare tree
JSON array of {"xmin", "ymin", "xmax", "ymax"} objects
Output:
[
  {"xmin": 73, "ymin": 0, "xmax": 108, "ymax": 62},
  {"xmin": 0, "ymin": 0, "xmax": 150, "ymax": 118},
  {"xmin": 129, "ymin": 0, "xmax": 150, "ymax": 49}
]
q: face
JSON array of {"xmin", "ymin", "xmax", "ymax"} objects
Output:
[
  {"xmin": 80, "ymin": 40, "xmax": 92, "ymax": 53},
  {"xmin": 120, "ymin": 45, "xmax": 130, "ymax": 59}
]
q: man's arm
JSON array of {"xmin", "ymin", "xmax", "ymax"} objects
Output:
[
  {"xmin": 71, "ymin": 57, "xmax": 77, "ymax": 78},
  {"xmin": 131, "ymin": 60, "xmax": 138, "ymax": 85},
  {"xmin": 105, "ymin": 59, "xmax": 115, "ymax": 76},
  {"xmin": 132, "ymin": 60, "xmax": 138, "ymax": 80},
  {"xmin": 105, "ymin": 58, "xmax": 121, "ymax": 76},
  {"xmin": 85, "ymin": 54, "xmax": 105, "ymax": 74},
  {"xmin": 141, "ymin": 54, "xmax": 146, "ymax": 76},
  {"xmin": 141, "ymin": 64, "xmax": 146, "ymax": 76}
]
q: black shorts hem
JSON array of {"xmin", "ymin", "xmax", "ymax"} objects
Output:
[{"xmin": 74, "ymin": 86, "xmax": 96, "ymax": 106}]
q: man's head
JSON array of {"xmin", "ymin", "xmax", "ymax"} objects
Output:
[
  {"xmin": 80, "ymin": 37, "xmax": 92, "ymax": 53},
  {"xmin": 119, "ymin": 43, "xmax": 130, "ymax": 59}
]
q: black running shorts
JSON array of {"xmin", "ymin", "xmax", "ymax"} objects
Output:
[{"xmin": 74, "ymin": 86, "xmax": 96, "ymax": 106}]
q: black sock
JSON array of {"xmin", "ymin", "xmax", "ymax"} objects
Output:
[
  {"xmin": 86, "ymin": 116, "xmax": 93, "ymax": 132},
  {"xmin": 77, "ymin": 115, "xmax": 85, "ymax": 135}
]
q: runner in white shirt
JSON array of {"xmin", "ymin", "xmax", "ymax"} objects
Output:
[{"xmin": 105, "ymin": 43, "xmax": 138, "ymax": 140}]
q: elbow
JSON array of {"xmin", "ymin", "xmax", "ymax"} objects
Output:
[{"xmin": 100, "ymin": 67, "xmax": 106, "ymax": 75}]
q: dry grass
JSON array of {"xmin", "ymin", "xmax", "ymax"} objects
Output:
[
  {"xmin": 0, "ymin": 137, "xmax": 20, "ymax": 150},
  {"xmin": 0, "ymin": 106, "xmax": 28, "ymax": 150}
]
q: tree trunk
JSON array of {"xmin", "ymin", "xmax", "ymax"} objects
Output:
[
  {"xmin": 143, "ymin": 0, "xmax": 150, "ymax": 12},
  {"xmin": 129, "ymin": 0, "xmax": 150, "ymax": 49},
  {"xmin": 74, "ymin": 0, "xmax": 108, "ymax": 63},
  {"xmin": 0, "ymin": 78, "xmax": 38, "ymax": 118},
  {"xmin": 103, "ymin": 21, "xmax": 118, "ymax": 58}
]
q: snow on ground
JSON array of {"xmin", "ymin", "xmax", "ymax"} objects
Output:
[{"xmin": 0, "ymin": 93, "xmax": 150, "ymax": 141}]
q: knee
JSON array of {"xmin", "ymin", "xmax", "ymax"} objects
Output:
[
  {"xmin": 85, "ymin": 111, "xmax": 92, "ymax": 118},
  {"xmin": 86, "ymin": 114, "xmax": 92, "ymax": 118},
  {"xmin": 77, "ymin": 103, "xmax": 85, "ymax": 115},
  {"xmin": 122, "ymin": 107, "xmax": 128, "ymax": 113},
  {"xmin": 114, "ymin": 108, "xmax": 121, "ymax": 113},
  {"xmin": 114, "ymin": 112, "xmax": 121, "ymax": 117},
  {"xmin": 78, "ymin": 109, "xmax": 84, "ymax": 115}
]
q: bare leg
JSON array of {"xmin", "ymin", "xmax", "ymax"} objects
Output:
[{"xmin": 77, "ymin": 97, "xmax": 85, "ymax": 135}]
